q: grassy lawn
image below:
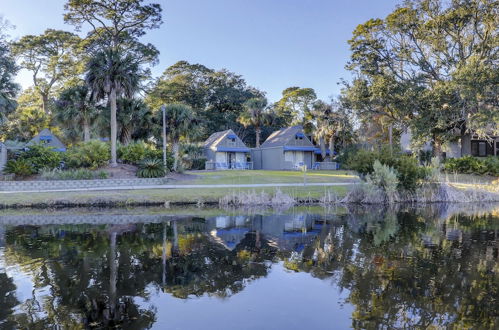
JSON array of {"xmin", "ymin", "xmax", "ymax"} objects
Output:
[
  {"xmin": 0, "ymin": 185, "xmax": 349, "ymax": 208},
  {"xmin": 180, "ymin": 170, "xmax": 359, "ymax": 185}
]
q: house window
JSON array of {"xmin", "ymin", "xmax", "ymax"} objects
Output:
[
  {"xmin": 471, "ymin": 141, "xmax": 488, "ymax": 157},
  {"xmin": 40, "ymin": 136, "xmax": 52, "ymax": 144},
  {"xmin": 496, "ymin": 142, "xmax": 499, "ymax": 156}
]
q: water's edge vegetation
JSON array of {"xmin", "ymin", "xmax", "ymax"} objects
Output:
[{"xmin": 1, "ymin": 182, "xmax": 498, "ymax": 210}]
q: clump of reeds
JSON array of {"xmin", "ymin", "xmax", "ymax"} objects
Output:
[
  {"xmin": 337, "ymin": 182, "xmax": 499, "ymax": 205},
  {"xmin": 219, "ymin": 188, "xmax": 295, "ymax": 206}
]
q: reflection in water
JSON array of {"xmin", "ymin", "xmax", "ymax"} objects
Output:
[{"xmin": 0, "ymin": 205, "xmax": 498, "ymax": 329}]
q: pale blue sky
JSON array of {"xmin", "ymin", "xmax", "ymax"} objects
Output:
[{"xmin": 1, "ymin": 0, "xmax": 401, "ymax": 102}]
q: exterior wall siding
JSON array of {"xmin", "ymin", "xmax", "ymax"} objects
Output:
[
  {"xmin": 260, "ymin": 147, "xmax": 284, "ymax": 170},
  {"xmin": 0, "ymin": 144, "xmax": 7, "ymax": 173},
  {"xmin": 251, "ymin": 149, "xmax": 262, "ymax": 170}
]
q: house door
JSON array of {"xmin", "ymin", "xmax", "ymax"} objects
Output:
[{"xmin": 227, "ymin": 152, "xmax": 236, "ymax": 168}]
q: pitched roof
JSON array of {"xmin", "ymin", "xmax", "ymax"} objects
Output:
[
  {"xmin": 204, "ymin": 129, "xmax": 249, "ymax": 152},
  {"xmin": 27, "ymin": 128, "xmax": 66, "ymax": 151},
  {"xmin": 204, "ymin": 130, "xmax": 231, "ymax": 148},
  {"xmin": 260, "ymin": 126, "xmax": 314, "ymax": 148}
]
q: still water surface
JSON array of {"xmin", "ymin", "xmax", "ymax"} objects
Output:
[{"xmin": 0, "ymin": 204, "xmax": 498, "ymax": 329}]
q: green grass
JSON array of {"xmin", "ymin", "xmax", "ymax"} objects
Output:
[
  {"xmin": 180, "ymin": 170, "xmax": 359, "ymax": 185},
  {"xmin": 0, "ymin": 185, "xmax": 349, "ymax": 208}
]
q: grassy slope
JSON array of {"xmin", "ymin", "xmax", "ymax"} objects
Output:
[
  {"xmin": 180, "ymin": 170, "xmax": 359, "ymax": 185},
  {"xmin": 0, "ymin": 185, "xmax": 350, "ymax": 208}
]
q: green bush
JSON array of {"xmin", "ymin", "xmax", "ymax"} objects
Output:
[
  {"xmin": 4, "ymin": 159, "xmax": 35, "ymax": 177},
  {"xmin": 346, "ymin": 148, "xmax": 429, "ymax": 191},
  {"xmin": 345, "ymin": 147, "xmax": 395, "ymax": 176},
  {"xmin": 137, "ymin": 158, "xmax": 166, "ymax": 178},
  {"xmin": 335, "ymin": 144, "xmax": 361, "ymax": 167},
  {"xmin": 444, "ymin": 156, "xmax": 499, "ymax": 176},
  {"xmin": 66, "ymin": 140, "xmax": 110, "ymax": 169},
  {"xmin": 40, "ymin": 168, "xmax": 109, "ymax": 180},
  {"xmin": 188, "ymin": 157, "xmax": 207, "ymax": 170},
  {"xmin": 118, "ymin": 141, "xmax": 174, "ymax": 170},
  {"xmin": 396, "ymin": 156, "xmax": 431, "ymax": 191},
  {"xmin": 180, "ymin": 143, "xmax": 205, "ymax": 170},
  {"xmin": 18, "ymin": 145, "xmax": 63, "ymax": 173},
  {"xmin": 366, "ymin": 160, "xmax": 399, "ymax": 196}
]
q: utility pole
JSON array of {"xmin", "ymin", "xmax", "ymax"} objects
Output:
[{"xmin": 161, "ymin": 105, "xmax": 167, "ymax": 176}]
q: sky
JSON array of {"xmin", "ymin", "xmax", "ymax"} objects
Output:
[{"xmin": 0, "ymin": 0, "xmax": 401, "ymax": 102}]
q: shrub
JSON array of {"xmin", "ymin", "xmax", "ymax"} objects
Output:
[
  {"xmin": 335, "ymin": 144, "xmax": 361, "ymax": 167},
  {"xmin": 18, "ymin": 145, "xmax": 63, "ymax": 173},
  {"xmin": 366, "ymin": 160, "xmax": 399, "ymax": 196},
  {"xmin": 396, "ymin": 156, "xmax": 430, "ymax": 191},
  {"xmin": 66, "ymin": 140, "xmax": 110, "ymax": 169},
  {"xmin": 444, "ymin": 156, "xmax": 499, "ymax": 176},
  {"xmin": 346, "ymin": 148, "xmax": 429, "ymax": 191},
  {"xmin": 137, "ymin": 158, "xmax": 166, "ymax": 178},
  {"xmin": 418, "ymin": 150, "xmax": 433, "ymax": 165},
  {"xmin": 345, "ymin": 147, "xmax": 395, "ymax": 176},
  {"xmin": 118, "ymin": 141, "xmax": 174, "ymax": 170},
  {"xmin": 4, "ymin": 159, "xmax": 35, "ymax": 177},
  {"xmin": 188, "ymin": 157, "xmax": 207, "ymax": 170},
  {"xmin": 40, "ymin": 168, "xmax": 109, "ymax": 180}
]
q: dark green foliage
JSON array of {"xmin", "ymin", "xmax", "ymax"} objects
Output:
[
  {"xmin": 346, "ymin": 148, "xmax": 429, "ymax": 191},
  {"xmin": 335, "ymin": 145, "xmax": 360, "ymax": 167},
  {"xmin": 444, "ymin": 156, "xmax": 499, "ymax": 176},
  {"xmin": 188, "ymin": 157, "xmax": 207, "ymax": 170},
  {"xmin": 396, "ymin": 156, "xmax": 431, "ymax": 192},
  {"xmin": 118, "ymin": 141, "xmax": 173, "ymax": 170},
  {"xmin": 180, "ymin": 143, "xmax": 205, "ymax": 170},
  {"xmin": 419, "ymin": 150, "xmax": 433, "ymax": 165},
  {"xmin": 18, "ymin": 145, "xmax": 63, "ymax": 173},
  {"xmin": 4, "ymin": 159, "xmax": 35, "ymax": 177},
  {"xmin": 66, "ymin": 140, "xmax": 110, "ymax": 169},
  {"xmin": 136, "ymin": 158, "xmax": 165, "ymax": 178},
  {"xmin": 345, "ymin": 147, "xmax": 395, "ymax": 177}
]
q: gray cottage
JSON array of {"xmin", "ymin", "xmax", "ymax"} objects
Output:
[
  {"xmin": 204, "ymin": 129, "xmax": 251, "ymax": 170},
  {"xmin": 27, "ymin": 128, "xmax": 66, "ymax": 152},
  {"xmin": 0, "ymin": 143, "xmax": 7, "ymax": 173},
  {"xmin": 252, "ymin": 126, "xmax": 316, "ymax": 170},
  {"xmin": 401, "ymin": 127, "xmax": 499, "ymax": 158}
]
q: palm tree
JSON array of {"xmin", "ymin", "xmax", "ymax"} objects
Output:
[
  {"xmin": 116, "ymin": 98, "xmax": 153, "ymax": 145},
  {"xmin": 85, "ymin": 49, "xmax": 140, "ymax": 167},
  {"xmin": 162, "ymin": 103, "xmax": 197, "ymax": 171},
  {"xmin": 238, "ymin": 97, "xmax": 269, "ymax": 147},
  {"xmin": 312, "ymin": 101, "xmax": 347, "ymax": 162},
  {"xmin": 54, "ymin": 84, "xmax": 100, "ymax": 142}
]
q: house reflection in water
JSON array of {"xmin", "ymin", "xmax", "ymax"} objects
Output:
[{"xmin": 206, "ymin": 213, "xmax": 323, "ymax": 253}]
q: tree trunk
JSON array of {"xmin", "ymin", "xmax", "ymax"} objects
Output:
[
  {"xmin": 83, "ymin": 119, "xmax": 90, "ymax": 142},
  {"xmin": 122, "ymin": 126, "xmax": 132, "ymax": 146},
  {"xmin": 433, "ymin": 135, "xmax": 443, "ymax": 160},
  {"xmin": 172, "ymin": 140, "xmax": 180, "ymax": 172},
  {"xmin": 319, "ymin": 137, "xmax": 326, "ymax": 161},
  {"xmin": 255, "ymin": 126, "xmax": 261, "ymax": 148},
  {"xmin": 327, "ymin": 136, "xmax": 335, "ymax": 161},
  {"xmin": 109, "ymin": 88, "xmax": 118, "ymax": 167},
  {"xmin": 41, "ymin": 93, "xmax": 50, "ymax": 115}
]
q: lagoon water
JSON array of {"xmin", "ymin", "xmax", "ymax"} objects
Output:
[{"xmin": 0, "ymin": 204, "xmax": 498, "ymax": 329}]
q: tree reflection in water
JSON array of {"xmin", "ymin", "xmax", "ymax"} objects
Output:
[{"xmin": 0, "ymin": 204, "xmax": 497, "ymax": 329}]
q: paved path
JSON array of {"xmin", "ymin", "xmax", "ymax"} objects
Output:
[{"xmin": 0, "ymin": 182, "xmax": 356, "ymax": 194}]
